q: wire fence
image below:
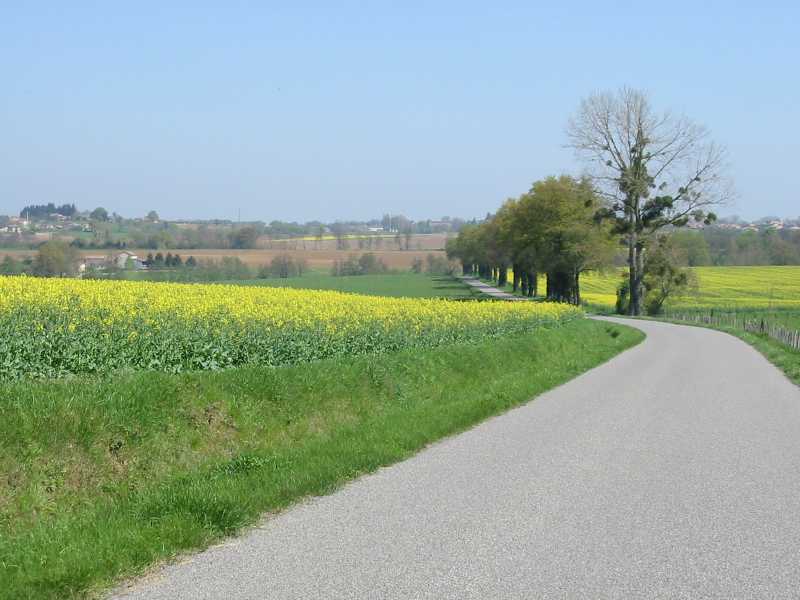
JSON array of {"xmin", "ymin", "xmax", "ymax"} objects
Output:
[{"xmin": 663, "ymin": 310, "xmax": 800, "ymax": 351}]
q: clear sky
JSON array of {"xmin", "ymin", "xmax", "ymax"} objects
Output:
[{"xmin": 2, "ymin": 1, "xmax": 798, "ymax": 222}]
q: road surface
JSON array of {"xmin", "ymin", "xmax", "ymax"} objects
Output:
[{"xmin": 113, "ymin": 318, "xmax": 800, "ymax": 599}]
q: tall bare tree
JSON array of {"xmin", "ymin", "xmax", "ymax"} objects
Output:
[{"xmin": 567, "ymin": 87, "xmax": 731, "ymax": 315}]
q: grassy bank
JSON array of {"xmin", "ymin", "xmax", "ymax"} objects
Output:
[{"xmin": 0, "ymin": 319, "xmax": 642, "ymax": 599}]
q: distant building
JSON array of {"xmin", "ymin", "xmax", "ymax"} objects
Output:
[
  {"xmin": 429, "ymin": 220, "xmax": 453, "ymax": 231},
  {"xmin": 112, "ymin": 251, "xmax": 147, "ymax": 270},
  {"xmin": 78, "ymin": 256, "xmax": 108, "ymax": 274}
]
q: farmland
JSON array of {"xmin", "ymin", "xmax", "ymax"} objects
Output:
[
  {"xmin": 0, "ymin": 233, "xmax": 451, "ymax": 271},
  {"xmin": 235, "ymin": 273, "xmax": 478, "ymax": 298},
  {"xmin": 574, "ymin": 266, "xmax": 800, "ymax": 311},
  {"xmin": 0, "ymin": 271, "xmax": 632, "ymax": 599},
  {"xmin": 0, "ymin": 315, "xmax": 641, "ymax": 599},
  {"xmin": 0, "ymin": 275, "xmax": 579, "ymax": 380}
]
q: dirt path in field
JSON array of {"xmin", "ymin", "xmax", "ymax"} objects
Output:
[{"xmin": 113, "ymin": 318, "xmax": 800, "ymax": 599}]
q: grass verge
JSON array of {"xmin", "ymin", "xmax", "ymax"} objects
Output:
[{"xmin": 0, "ymin": 319, "xmax": 642, "ymax": 599}]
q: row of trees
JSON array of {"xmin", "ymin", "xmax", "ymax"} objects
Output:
[
  {"xmin": 19, "ymin": 203, "xmax": 78, "ymax": 219},
  {"xmin": 411, "ymin": 254, "xmax": 458, "ymax": 276},
  {"xmin": 331, "ymin": 253, "xmax": 389, "ymax": 276},
  {"xmin": 669, "ymin": 228, "xmax": 800, "ymax": 266},
  {"xmin": 447, "ymin": 176, "xmax": 614, "ymax": 304},
  {"xmin": 0, "ymin": 242, "xmax": 82, "ymax": 277},
  {"xmin": 448, "ymin": 88, "xmax": 729, "ymax": 315}
]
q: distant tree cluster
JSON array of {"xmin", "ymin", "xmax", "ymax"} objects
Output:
[
  {"xmin": 671, "ymin": 228, "xmax": 800, "ymax": 266},
  {"xmin": 20, "ymin": 203, "xmax": 77, "ymax": 219},
  {"xmin": 0, "ymin": 255, "xmax": 33, "ymax": 275},
  {"xmin": 229, "ymin": 226, "xmax": 261, "ymax": 249},
  {"xmin": 331, "ymin": 253, "xmax": 388, "ymax": 276},
  {"xmin": 1, "ymin": 242, "xmax": 81, "ymax": 277},
  {"xmin": 411, "ymin": 254, "xmax": 458, "ymax": 276},
  {"xmin": 90, "ymin": 207, "xmax": 109, "ymax": 222},
  {"xmin": 448, "ymin": 176, "xmax": 615, "ymax": 304},
  {"xmin": 145, "ymin": 252, "xmax": 188, "ymax": 268},
  {"xmin": 260, "ymin": 254, "xmax": 308, "ymax": 278}
]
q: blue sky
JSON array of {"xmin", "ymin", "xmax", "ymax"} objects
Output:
[{"xmin": 2, "ymin": 1, "xmax": 798, "ymax": 222}]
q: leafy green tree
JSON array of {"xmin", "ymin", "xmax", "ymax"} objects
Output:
[
  {"xmin": 425, "ymin": 253, "xmax": 455, "ymax": 275},
  {"xmin": 670, "ymin": 230, "xmax": 712, "ymax": 266},
  {"xmin": 90, "ymin": 207, "xmax": 109, "ymax": 222},
  {"xmin": 447, "ymin": 176, "xmax": 613, "ymax": 304},
  {"xmin": 358, "ymin": 252, "xmax": 387, "ymax": 274},
  {"xmin": 265, "ymin": 254, "xmax": 307, "ymax": 278},
  {"xmin": 34, "ymin": 241, "xmax": 81, "ymax": 277},
  {"xmin": 229, "ymin": 226, "xmax": 259, "ymax": 249},
  {"xmin": 617, "ymin": 236, "xmax": 695, "ymax": 315},
  {"xmin": 511, "ymin": 176, "xmax": 614, "ymax": 303},
  {"xmin": 0, "ymin": 255, "xmax": 24, "ymax": 275}
]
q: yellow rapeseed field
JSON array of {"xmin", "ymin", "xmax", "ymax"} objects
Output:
[
  {"xmin": 580, "ymin": 266, "xmax": 800, "ymax": 310},
  {"xmin": 0, "ymin": 275, "xmax": 581, "ymax": 379}
]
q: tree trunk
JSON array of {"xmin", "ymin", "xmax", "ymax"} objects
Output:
[
  {"xmin": 546, "ymin": 270, "xmax": 580, "ymax": 304},
  {"xmin": 512, "ymin": 263, "xmax": 521, "ymax": 292},
  {"xmin": 628, "ymin": 247, "xmax": 645, "ymax": 315},
  {"xmin": 497, "ymin": 265, "xmax": 507, "ymax": 287}
]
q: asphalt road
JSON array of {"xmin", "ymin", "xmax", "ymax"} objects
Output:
[{"xmin": 113, "ymin": 319, "xmax": 800, "ymax": 599}]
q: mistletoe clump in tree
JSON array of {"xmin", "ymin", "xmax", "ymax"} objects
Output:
[{"xmin": 567, "ymin": 87, "xmax": 731, "ymax": 315}]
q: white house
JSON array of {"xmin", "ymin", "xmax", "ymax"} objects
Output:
[{"xmin": 112, "ymin": 251, "xmax": 147, "ymax": 270}]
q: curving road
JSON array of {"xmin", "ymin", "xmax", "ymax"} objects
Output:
[{"xmin": 113, "ymin": 319, "xmax": 800, "ymax": 599}]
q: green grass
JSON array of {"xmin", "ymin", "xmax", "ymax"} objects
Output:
[
  {"xmin": 733, "ymin": 330, "xmax": 800, "ymax": 385},
  {"xmin": 0, "ymin": 319, "xmax": 642, "ymax": 599},
  {"xmin": 232, "ymin": 273, "xmax": 479, "ymax": 298}
]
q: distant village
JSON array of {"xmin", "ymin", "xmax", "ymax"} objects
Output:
[
  {"xmin": 2, "ymin": 203, "xmax": 800, "ymax": 275},
  {"xmin": 709, "ymin": 217, "xmax": 800, "ymax": 232}
]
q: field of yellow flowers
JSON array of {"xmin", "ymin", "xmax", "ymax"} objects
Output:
[
  {"xmin": 0, "ymin": 276, "xmax": 581, "ymax": 379},
  {"xmin": 580, "ymin": 266, "xmax": 800, "ymax": 310}
]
